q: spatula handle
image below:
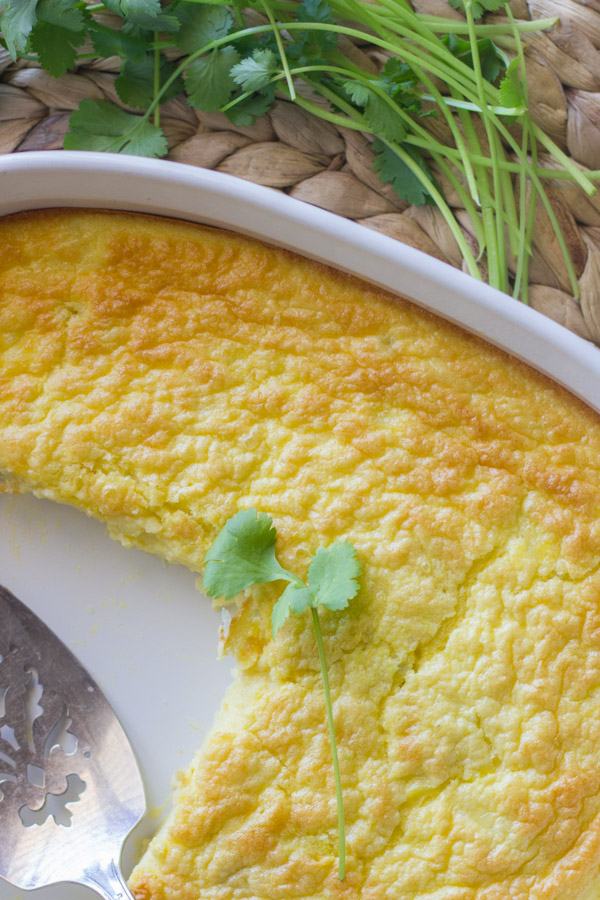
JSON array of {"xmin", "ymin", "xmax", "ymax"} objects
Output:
[{"xmin": 81, "ymin": 858, "xmax": 136, "ymax": 900}]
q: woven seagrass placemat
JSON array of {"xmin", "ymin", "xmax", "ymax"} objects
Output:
[{"xmin": 2, "ymin": 0, "xmax": 600, "ymax": 349}]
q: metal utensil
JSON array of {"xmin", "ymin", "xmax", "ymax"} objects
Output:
[{"xmin": 0, "ymin": 584, "xmax": 146, "ymax": 899}]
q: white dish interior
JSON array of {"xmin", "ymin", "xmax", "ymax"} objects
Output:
[{"xmin": 0, "ymin": 151, "xmax": 599, "ymax": 900}]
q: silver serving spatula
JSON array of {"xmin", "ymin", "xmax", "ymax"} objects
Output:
[{"xmin": 0, "ymin": 584, "xmax": 146, "ymax": 899}]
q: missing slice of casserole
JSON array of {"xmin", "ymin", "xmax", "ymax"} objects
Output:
[{"xmin": 2, "ymin": 209, "xmax": 600, "ymax": 900}]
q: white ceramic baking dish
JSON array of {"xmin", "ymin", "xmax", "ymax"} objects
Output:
[{"xmin": 0, "ymin": 150, "xmax": 599, "ymax": 900}]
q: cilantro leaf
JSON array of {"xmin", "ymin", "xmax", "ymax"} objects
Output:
[
  {"xmin": 297, "ymin": 0, "xmax": 333, "ymax": 25},
  {"xmin": 185, "ymin": 46, "xmax": 240, "ymax": 111},
  {"xmin": 232, "ymin": 27, "xmax": 278, "ymax": 59},
  {"xmin": 343, "ymin": 80, "xmax": 369, "ymax": 107},
  {"xmin": 89, "ymin": 23, "xmax": 148, "ymax": 63},
  {"xmin": 231, "ymin": 48, "xmax": 278, "ymax": 93},
  {"xmin": 379, "ymin": 58, "xmax": 418, "ymax": 93},
  {"xmin": 203, "ymin": 508, "xmax": 289, "ymax": 601},
  {"xmin": 363, "ymin": 93, "xmax": 407, "ymax": 142},
  {"xmin": 372, "ymin": 138, "xmax": 434, "ymax": 206},
  {"xmin": 30, "ymin": 19, "xmax": 85, "ymax": 77},
  {"xmin": 478, "ymin": 39, "xmax": 508, "ymax": 84},
  {"xmin": 174, "ymin": 3, "xmax": 232, "ymax": 56},
  {"xmin": 225, "ymin": 84, "xmax": 275, "ymax": 125},
  {"xmin": 443, "ymin": 33, "xmax": 507, "ymax": 84},
  {"xmin": 0, "ymin": 0, "xmax": 38, "ymax": 58},
  {"xmin": 272, "ymin": 582, "xmax": 313, "ymax": 635},
  {"xmin": 377, "ymin": 59, "xmax": 422, "ymax": 113},
  {"xmin": 63, "ymin": 98, "xmax": 167, "ymax": 157},
  {"xmin": 116, "ymin": 55, "xmax": 184, "ymax": 109},
  {"xmin": 343, "ymin": 80, "xmax": 407, "ymax": 142},
  {"xmin": 498, "ymin": 58, "xmax": 524, "ymax": 110},
  {"xmin": 102, "ymin": 0, "xmax": 179, "ymax": 31},
  {"xmin": 1, "ymin": 0, "xmax": 87, "ymax": 67},
  {"xmin": 288, "ymin": 0, "xmax": 336, "ymax": 61},
  {"xmin": 36, "ymin": 0, "xmax": 86, "ymax": 32},
  {"xmin": 307, "ymin": 542, "xmax": 362, "ymax": 612}
]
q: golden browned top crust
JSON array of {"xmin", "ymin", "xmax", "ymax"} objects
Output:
[{"xmin": 1, "ymin": 209, "xmax": 600, "ymax": 900}]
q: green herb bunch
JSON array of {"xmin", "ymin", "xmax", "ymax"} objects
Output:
[
  {"xmin": 1, "ymin": 0, "xmax": 597, "ymax": 302},
  {"xmin": 202, "ymin": 508, "xmax": 362, "ymax": 880}
]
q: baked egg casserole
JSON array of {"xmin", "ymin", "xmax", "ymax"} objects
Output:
[{"xmin": 1, "ymin": 209, "xmax": 600, "ymax": 900}]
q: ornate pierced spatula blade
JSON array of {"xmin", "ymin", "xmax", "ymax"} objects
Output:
[{"xmin": 0, "ymin": 585, "xmax": 145, "ymax": 893}]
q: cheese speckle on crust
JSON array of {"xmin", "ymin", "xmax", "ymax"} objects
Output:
[{"xmin": 1, "ymin": 209, "xmax": 600, "ymax": 900}]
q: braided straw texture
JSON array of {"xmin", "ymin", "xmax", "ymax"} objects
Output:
[{"xmin": 2, "ymin": 0, "xmax": 600, "ymax": 348}]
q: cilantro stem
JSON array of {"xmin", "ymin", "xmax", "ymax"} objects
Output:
[
  {"xmin": 531, "ymin": 124, "xmax": 596, "ymax": 197},
  {"xmin": 513, "ymin": 115, "xmax": 532, "ymax": 302},
  {"xmin": 465, "ymin": 0, "xmax": 506, "ymax": 290},
  {"xmin": 416, "ymin": 15, "xmax": 558, "ymax": 35},
  {"xmin": 507, "ymin": 5, "xmax": 532, "ymax": 301},
  {"xmin": 153, "ymin": 31, "xmax": 160, "ymax": 129},
  {"xmin": 531, "ymin": 158, "xmax": 580, "ymax": 298},
  {"xmin": 233, "ymin": 3, "xmax": 245, "ymax": 27},
  {"xmin": 498, "ymin": 134, "xmax": 520, "ymax": 259},
  {"xmin": 410, "ymin": 76, "xmax": 480, "ymax": 207},
  {"xmin": 473, "ymin": 89, "xmax": 581, "ymax": 299},
  {"xmin": 458, "ymin": 102, "xmax": 496, "ymax": 271},
  {"xmin": 521, "ymin": 149, "xmax": 538, "ymax": 306},
  {"xmin": 419, "ymin": 93, "xmax": 522, "ymax": 116},
  {"xmin": 310, "ymin": 606, "xmax": 346, "ymax": 882},
  {"xmin": 259, "ymin": 0, "xmax": 296, "ymax": 100},
  {"xmin": 430, "ymin": 152, "xmax": 486, "ymax": 249}
]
